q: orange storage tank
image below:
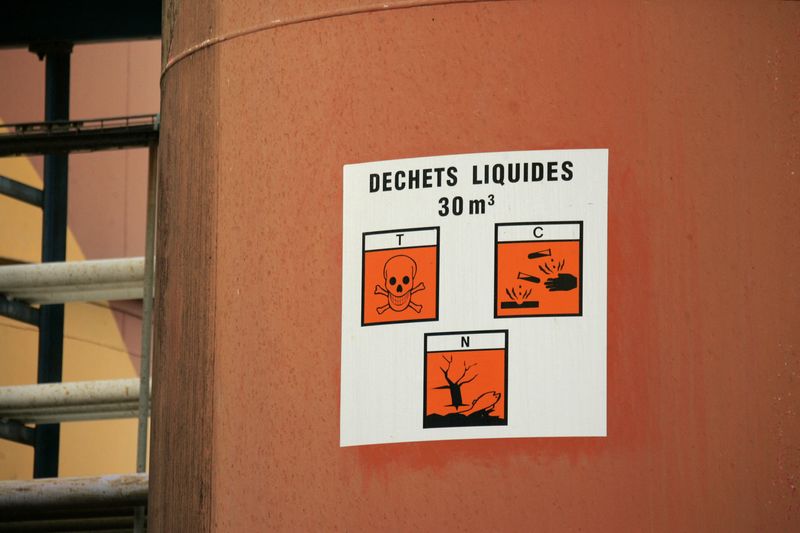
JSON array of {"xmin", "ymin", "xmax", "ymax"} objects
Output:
[{"xmin": 152, "ymin": 1, "xmax": 800, "ymax": 531}]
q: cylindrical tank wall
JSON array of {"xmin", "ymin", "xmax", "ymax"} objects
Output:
[{"xmin": 152, "ymin": 1, "xmax": 799, "ymax": 531}]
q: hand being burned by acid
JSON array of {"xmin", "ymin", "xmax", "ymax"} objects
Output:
[
  {"xmin": 529, "ymin": 251, "xmax": 578, "ymax": 293},
  {"xmin": 544, "ymin": 273, "xmax": 577, "ymax": 292},
  {"xmin": 512, "ymin": 254, "xmax": 578, "ymax": 295}
]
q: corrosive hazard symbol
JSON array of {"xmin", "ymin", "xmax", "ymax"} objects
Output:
[
  {"xmin": 495, "ymin": 222, "xmax": 582, "ymax": 318},
  {"xmin": 362, "ymin": 227, "xmax": 439, "ymax": 326},
  {"xmin": 424, "ymin": 331, "xmax": 508, "ymax": 429}
]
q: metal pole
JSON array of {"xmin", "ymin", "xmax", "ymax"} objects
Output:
[
  {"xmin": 134, "ymin": 142, "xmax": 158, "ymax": 532},
  {"xmin": 32, "ymin": 41, "xmax": 72, "ymax": 479}
]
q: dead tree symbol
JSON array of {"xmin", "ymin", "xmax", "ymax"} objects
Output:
[{"xmin": 434, "ymin": 354, "xmax": 477, "ymax": 411}]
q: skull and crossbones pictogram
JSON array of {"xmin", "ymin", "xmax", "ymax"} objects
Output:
[{"xmin": 374, "ymin": 255, "xmax": 425, "ymax": 314}]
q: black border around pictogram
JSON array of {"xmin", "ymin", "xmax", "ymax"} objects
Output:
[
  {"xmin": 494, "ymin": 221, "xmax": 584, "ymax": 319},
  {"xmin": 361, "ymin": 226, "xmax": 440, "ymax": 327},
  {"xmin": 423, "ymin": 329, "xmax": 509, "ymax": 429}
]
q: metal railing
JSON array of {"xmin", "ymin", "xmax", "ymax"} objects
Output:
[
  {"xmin": 4, "ymin": 114, "xmax": 158, "ymax": 136},
  {"xmin": 0, "ymin": 114, "xmax": 159, "ymax": 156},
  {"xmin": 1, "ymin": 122, "xmax": 158, "ymax": 531}
]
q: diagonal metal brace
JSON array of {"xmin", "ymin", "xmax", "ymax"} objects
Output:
[
  {"xmin": 0, "ymin": 419, "xmax": 35, "ymax": 446},
  {"xmin": 0, "ymin": 297, "xmax": 40, "ymax": 326},
  {"xmin": 0, "ymin": 174, "xmax": 43, "ymax": 207}
]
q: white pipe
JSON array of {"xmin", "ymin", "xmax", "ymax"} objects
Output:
[
  {"xmin": 9, "ymin": 280, "xmax": 142, "ymax": 295},
  {"xmin": 3, "ymin": 409, "xmax": 142, "ymax": 424},
  {"xmin": 2, "ymin": 399, "xmax": 138, "ymax": 412},
  {"xmin": 0, "ymin": 474, "xmax": 148, "ymax": 512},
  {"xmin": 0, "ymin": 379, "xmax": 149, "ymax": 423},
  {"xmin": 0, "ymin": 379, "xmax": 141, "ymax": 409},
  {"xmin": 0, "ymin": 258, "xmax": 146, "ymax": 303},
  {"xmin": 13, "ymin": 286, "xmax": 144, "ymax": 304},
  {"xmin": 5, "ymin": 404, "xmax": 140, "ymax": 416},
  {"xmin": 0, "ymin": 257, "xmax": 144, "ymax": 290},
  {"xmin": 6, "ymin": 402, "xmax": 140, "ymax": 415}
]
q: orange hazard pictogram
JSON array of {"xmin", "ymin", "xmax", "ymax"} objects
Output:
[
  {"xmin": 362, "ymin": 227, "xmax": 439, "ymax": 326},
  {"xmin": 495, "ymin": 221, "xmax": 582, "ymax": 318},
  {"xmin": 424, "ymin": 331, "xmax": 508, "ymax": 429}
]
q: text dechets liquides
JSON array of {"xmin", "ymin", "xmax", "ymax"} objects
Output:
[{"xmin": 368, "ymin": 160, "xmax": 574, "ymax": 194}]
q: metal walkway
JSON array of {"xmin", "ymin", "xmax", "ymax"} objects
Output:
[{"xmin": 0, "ymin": 114, "xmax": 159, "ymax": 157}]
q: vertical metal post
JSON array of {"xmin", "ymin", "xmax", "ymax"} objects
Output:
[
  {"xmin": 134, "ymin": 141, "xmax": 158, "ymax": 533},
  {"xmin": 31, "ymin": 42, "xmax": 72, "ymax": 479}
]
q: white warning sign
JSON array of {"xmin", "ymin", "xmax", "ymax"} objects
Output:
[{"xmin": 341, "ymin": 149, "xmax": 607, "ymax": 446}]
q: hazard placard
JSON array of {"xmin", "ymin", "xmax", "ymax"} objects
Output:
[{"xmin": 341, "ymin": 149, "xmax": 607, "ymax": 447}]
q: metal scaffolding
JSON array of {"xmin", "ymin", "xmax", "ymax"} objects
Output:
[
  {"xmin": 0, "ymin": 136, "xmax": 157, "ymax": 529},
  {"xmin": 0, "ymin": 121, "xmax": 157, "ymax": 531},
  {"xmin": 1, "ymin": 7, "xmax": 161, "ymax": 530}
]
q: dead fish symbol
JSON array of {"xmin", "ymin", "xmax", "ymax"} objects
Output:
[{"xmin": 459, "ymin": 391, "xmax": 501, "ymax": 416}]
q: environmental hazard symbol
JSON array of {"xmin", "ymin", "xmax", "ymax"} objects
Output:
[
  {"xmin": 362, "ymin": 227, "xmax": 439, "ymax": 326},
  {"xmin": 495, "ymin": 221, "xmax": 583, "ymax": 318},
  {"xmin": 424, "ymin": 331, "xmax": 508, "ymax": 429}
]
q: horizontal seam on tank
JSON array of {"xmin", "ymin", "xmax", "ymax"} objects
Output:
[{"xmin": 161, "ymin": 0, "xmax": 502, "ymax": 79}]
